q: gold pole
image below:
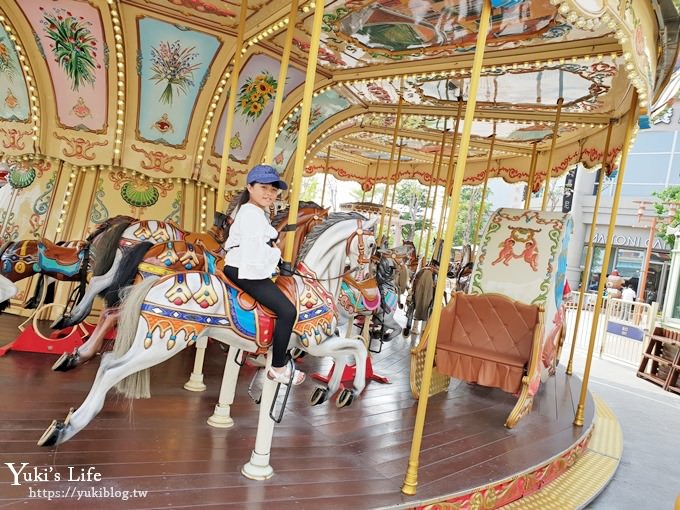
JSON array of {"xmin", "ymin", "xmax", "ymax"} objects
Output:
[
  {"xmin": 423, "ymin": 168, "xmax": 442, "ymax": 262},
  {"xmin": 401, "ymin": 0, "xmax": 491, "ymax": 495},
  {"xmin": 319, "ymin": 146, "xmax": 331, "ymax": 206},
  {"xmin": 436, "ymin": 98, "xmax": 463, "ymax": 242},
  {"xmin": 472, "ymin": 133, "xmax": 496, "ymax": 250},
  {"xmin": 216, "ymin": 1, "xmax": 249, "ymax": 212},
  {"xmin": 263, "ymin": 0, "xmax": 300, "ymax": 164},
  {"xmin": 378, "ymin": 79, "xmax": 405, "ymax": 240},
  {"xmin": 281, "ymin": 0, "xmax": 326, "ymax": 263},
  {"xmin": 361, "ymin": 163, "xmax": 368, "ymax": 202},
  {"xmin": 524, "ymin": 142, "xmax": 539, "ymax": 210},
  {"xmin": 574, "ymin": 93, "xmax": 638, "ymax": 427},
  {"xmin": 566, "ymin": 120, "xmax": 614, "ymax": 375},
  {"xmin": 540, "ymin": 97, "xmax": 564, "ymax": 211},
  {"xmin": 386, "ymin": 142, "xmax": 404, "ymax": 240},
  {"xmin": 369, "ymin": 158, "xmax": 381, "ymax": 202},
  {"xmin": 418, "ymin": 130, "xmax": 446, "ymax": 256}
]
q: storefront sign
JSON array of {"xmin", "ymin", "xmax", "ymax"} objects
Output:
[
  {"xmin": 594, "ymin": 232, "xmax": 669, "ymax": 251},
  {"xmin": 562, "ymin": 167, "xmax": 577, "ymax": 213}
]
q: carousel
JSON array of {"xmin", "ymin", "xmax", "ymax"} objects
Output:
[{"xmin": 0, "ymin": 0, "xmax": 678, "ymax": 508}]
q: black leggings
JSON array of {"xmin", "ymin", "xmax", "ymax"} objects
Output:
[{"xmin": 224, "ymin": 266, "xmax": 297, "ymax": 368}]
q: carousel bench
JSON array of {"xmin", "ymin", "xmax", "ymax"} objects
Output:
[{"xmin": 410, "ymin": 292, "xmax": 544, "ymax": 428}]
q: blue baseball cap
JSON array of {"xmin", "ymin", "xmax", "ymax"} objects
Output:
[{"xmin": 247, "ymin": 164, "xmax": 288, "ymax": 190}]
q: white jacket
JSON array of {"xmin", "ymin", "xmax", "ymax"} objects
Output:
[{"xmin": 224, "ymin": 203, "xmax": 281, "ymax": 279}]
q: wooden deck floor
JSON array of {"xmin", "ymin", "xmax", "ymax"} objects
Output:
[{"xmin": 0, "ymin": 313, "xmax": 593, "ymax": 509}]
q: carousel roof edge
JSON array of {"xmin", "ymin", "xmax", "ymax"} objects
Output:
[{"xmin": 655, "ymin": 0, "xmax": 680, "ymax": 103}]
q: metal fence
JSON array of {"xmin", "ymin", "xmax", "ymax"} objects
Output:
[{"xmin": 562, "ymin": 293, "xmax": 658, "ymax": 367}]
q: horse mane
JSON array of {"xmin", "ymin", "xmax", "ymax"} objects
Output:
[
  {"xmin": 92, "ymin": 221, "xmax": 132, "ymax": 276},
  {"xmin": 297, "ymin": 212, "xmax": 366, "ymax": 262},
  {"xmin": 86, "ymin": 215, "xmax": 136, "ymax": 242},
  {"xmin": 271, "ymin": 200, "xmax": 325, "ymax": 228}
]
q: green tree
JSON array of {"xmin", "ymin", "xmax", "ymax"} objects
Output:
[
  {"xmin": 394, "ymin": 180, "xmax": 432, "ymax": 242},
  {"xmin": 653, "ymin": 185, "xmax": 680, "ymax": 248},
  {"xmin": 452, "ymin": 186, "xmax": 493, "ymax": 247},
  {"xmin": 300, "ymin": 176, "xmax": 319, "ymax": 202}
]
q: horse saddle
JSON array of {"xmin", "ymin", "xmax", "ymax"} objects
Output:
[
  {"xmin": 38, "ymin": 239, "xmax": 84, "ymax": 267},
  {"xmin": 342, "ymin": 275, "xmax": 381, "ymax": 311},
  {"xmin": 223, "ymin": 274, "xmax": 297, "ymax": 317}
]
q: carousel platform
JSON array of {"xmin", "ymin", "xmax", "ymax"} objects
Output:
[{"xmin": 0, "ymin": 313, "xmax": 618, "ymax": 509}]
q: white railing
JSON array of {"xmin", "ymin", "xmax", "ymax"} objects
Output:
[{"xmin": 562, "ymin": 294, "xmax": 658, "ymax": 367}]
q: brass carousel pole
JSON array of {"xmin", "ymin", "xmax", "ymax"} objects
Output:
[
  {"xmin": 472, "ymin": 133, "xmax": 496, "ymax": 250},
  {"xmin": 361, "ymin": 162, "xmax": 368, "ymax": 202},
  {"xmin": 436, "ymin": 98, "xmax": 463, "ymax": 244},
  {"xmin": 423, "ymin": 128, "xmax": 450, "ymax": 261},
  {"xmin": 263, "ymin": 0, "xmax": 300, "ymax": 164},
  {"xmin": 418, "ymin": 125, "xmax": 446, "ymax": 258},
  {"xmin": 281, "ymin": 0, "xmax": 326, "ymax": 263},
  {"xmin": 574, "ymin": 92, "xmax": 638, "ymax": 427},
  {"xmin": 386, "ymin": 142, "xmax": 405, "ymax": 242},
  {"xmin": 523, "ymin": 141, "xmax": 539, "ymax": 210},
  {"xmin": 540, "ymin": 97, "xmax": 564, "ymax": 211},
  {"xmin": 566, "ymin": 120, "xmax": 614, "ymax": 375},
  {"xmin": 319, "ymin": 146, "xmax": 331, "ymax": 207},
  {"xmin": 402, "ymin": 0, "xmax": 491, "ymax": 495},
  {"xmin": 369, "ymin": 157, "xmax": 381, "ymax": 203},
  {"xmin": 378, "ymin": 79, "xmax": 405, "ymax": 242},
  {"xmin": 216, "ymin": 1, "xmax": 249, "ymax": 212}
]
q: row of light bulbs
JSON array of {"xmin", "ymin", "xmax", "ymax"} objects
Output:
[
  {"xmin": 549, "ymin": 0, "xmax": 650, "ymax": 108},
  {"xmin": 55, "ymin": 166, "xmax": 78, "ymax": 235},
  {"xmin": 242, "ymin": 0, "xmax": 316, "ymax": 52},
  {"xmin": 196, "ymin": 69, "xmax": 231, "ymax": 164},
  {"xmin": 0, "ymin": 13, "xmax": 40, "ymax": 146},
  {"xmin": 108, "ymin": 2, "xmax": 125, "ymax": 161}
]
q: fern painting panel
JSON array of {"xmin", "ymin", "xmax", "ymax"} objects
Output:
[
  {"xmin": 0, "ymin": 25, "xmax": 30, "ymax": 122},
  {"xmin": 213, "ymin": 54, "xmax": 305, "ymax": 163},
  {"xmin": 138, "ymin": 18, "xmax": 220, "ymax": 146},
  {"xmin": 16, "ymin": 0, "xmax": 107, "ymax": 130}
]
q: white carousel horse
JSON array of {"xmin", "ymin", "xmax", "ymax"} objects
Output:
[
  {"xmin": 52, "ymin": 212, "xmax": 230, "ymax": 329},
  {"xmin": 38, "ymin": 213, "xmax": 376, "ymax": 480}
]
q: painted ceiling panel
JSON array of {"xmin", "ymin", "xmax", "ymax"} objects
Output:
[
  {"xmin": 275, "ymin": 89, "xmax": 351, "ymax": 172},
  {"xmin": 137, "ymin": 17, "xmax": 221, "ymax": 146},
  {"xmin": 17, "ymin": 0, "xmax": 107, "ymax": 130},
  {"xmin": 213, "ymin": 54, "xmax": 306, "ymax": 162},
  {"xmin": 0, "ymin": 26, "xmax": 29, "ymax": 121}
]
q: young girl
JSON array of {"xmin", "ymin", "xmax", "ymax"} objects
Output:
[{"xmin": 224, "ymin": 164, "xmax": 304, "ymax": 385}]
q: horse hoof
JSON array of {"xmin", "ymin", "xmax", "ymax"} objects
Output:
[
  {"xmin": 402, "ymin": 328, "xmax": 410, "ymax": 337},
  {"xmin": 50, "ymin": 316, "xmax": 70, "ymax": 330},
  {"xmin": 37, "ymin": 420, "xmax": 65, "ymax": 447},
  {"xmin": 310, "ymin": 387, "xmax": 328, "ymax": 406},
  {"xmin": 52, "ymin": 351, "xmax": 80, "ymax": 372},
  {"xmin": 336, "ymin": 389, "xmax": 355, "ymax": 408}
]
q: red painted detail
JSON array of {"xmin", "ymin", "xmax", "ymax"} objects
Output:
[
  {"xmin": 0, "ymin": 322, "xmax": 95, "ymax": 356},
  {"xmin": 311, "ymin": 357, "xmax": 389, "ymax": 387}
]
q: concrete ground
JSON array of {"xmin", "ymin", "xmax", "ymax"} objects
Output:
[{"xmin": 568, "ymin": 351, "xmax": 680, "ymax": 509}]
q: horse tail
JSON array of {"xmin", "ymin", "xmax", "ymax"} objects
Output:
[
  {"xmin": 112, "ymin": 276, "xmax": 159, "ymax": 399},
  {"xmin": 92, "ymin": 221, "xmax": 132, "ymax": 276},
  {"xmin": 101, "ymin": 241, "xmax": 153, "ymax": 306}
]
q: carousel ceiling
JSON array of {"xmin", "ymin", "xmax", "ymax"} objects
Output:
[{"xmin": 0, "ymin": 0, "xmax": 677, "ymax": 194}]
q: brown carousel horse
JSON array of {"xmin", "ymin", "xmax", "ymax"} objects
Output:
[
  {"xmin": 52, "ymin": 211, "xmax": 232, "ymax": 329},
  {"xmin": 0, "ymin": 239, "xmax": 91, "ymax": 314},
  {"xmin": 52, "ymin": 202, "xmax": 329, "ymax": 372}
]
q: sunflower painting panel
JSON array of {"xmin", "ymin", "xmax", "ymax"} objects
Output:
[
  {"xmin": 273, "ymin": 89, "xmax": 351, "ymax": 173},
  {"xmin": 16, "ymin": 0, "xmax": 107, "ymax": 131},
  {"xmin": 0, "ymin": 25, "xmax": 30, "ymax": 122},
  {"xmin": 213, "ymin": 54, "xmax": 305, "ymax": 163},
  {"xmin": 137, "ymin": 18, "xmax": 221, "ymax": 147}
]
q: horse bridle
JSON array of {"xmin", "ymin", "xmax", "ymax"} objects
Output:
[{"xmin": 345, "ymin": 220, "xmax": 373, "ymax": 265}]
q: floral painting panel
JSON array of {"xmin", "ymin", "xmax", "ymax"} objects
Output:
[
  {"xmin": 213, "ymin": 54, "xmax": 305, "ymax": 162},
  {"xmin": 0, "ymin": 26, "xmax": 30, "ymax": 121},
  {"xmin": 16, "ymin": 0, "xmax": 107, "ymax": 130},
  {"xmin": 138, "ymin": 18, "xmax": 221, "ymax": 146}
]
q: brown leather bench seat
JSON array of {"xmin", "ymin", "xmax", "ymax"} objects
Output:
[{"xmin": 436, "ymin": 292, "xmax": 541, "ymax": 395}]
